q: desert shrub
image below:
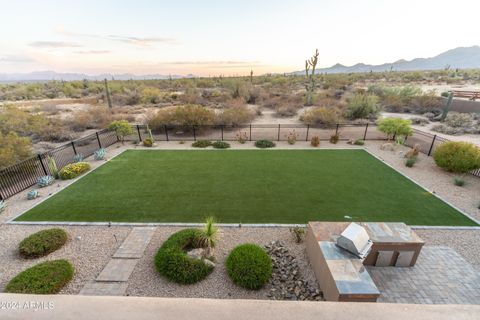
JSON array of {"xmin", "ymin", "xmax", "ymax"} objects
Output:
[
  {"xmin": 19, "ymin": 228, "xmax": 68, "ymax": 258},
  {"xmin": 286, "ymin": 130, "xmax": 298, "ymax": 145},
  {"xmin": 329, "ymin": 132, "xmax": 339, "ymax": 144},
  {"xmin": 147, "ymin": 105, "xmax": 215, "ymax": 131},
  {"xmin": 5, "ymin": 260, "xmax": 74, "ymax": 294},
  {"xmin": 235, "ymin": 131, "xmax": 248, "ymax": 144},
  {"xmin": 226, "ymin": 244, "xmax": 272, "ymax": 290},
  {"xmin": 300, "ymin": 107, "xmax": 340, "ymax": 126},
  {"xmin": 216, "ymin": 103, "xmax": 255, "ymax": 126},
  {"xmin": 290, "ymin": 227, "xmax": 305, "ymax": 243},
  {"xmin": 345, "ymin": 93, "xmax": 380, "ymax": 120},
  {"xmin": 192, "ymin": 140, "xmax": 212, "ymax": 148},
  {"xmin": 377, "ymin": 118, "xmax": 413, "ymax": 141},
  {"xmin": 410, "ymin": 91, "xmax": 443, "ymax": 113},
  {"xmin": 433, "ymin": 141, "xmax": 480, "ymax": 173},
  {"xmin": 262, "ymin": 94, "xmax": 303, "ymax": 117},
  {"xmin": 454, "ymin": 177, "xmax": 465, "ymax": 186},
  {"xmin": 108, "ymin": 120, "xmax": 133, "ymax": 143},
  {"xmin": 59, "ymin": 162, "xmax": 91, "ymax": 180},
  {"xmin": 405, "ymin": 158, "xmax": 416, "ymax": 168},
  {"xmin": 212, "ymin": 141, "xmax": 230, "ymax": 149},
  {"xmin": 0, "ymin": 132, "xmax": 32, "ymax": 169},
  {"xmin": 0, "ymin": 106, "xmax": 49, "ymax": 137},
  {"xmin": 443, "ymin": 112, "xmax": 476, "ymax": 128},
  {"xmin": 155, "ymin": 229, "xmax": 214, "ymax": 284},
  {"xmin": 141, "ymin": 87, "xmax": 161, "ymax": 104},
  {"xmin": 354, "ymin": 139, "xmax": 365, "ymax": 145},
  {"xmin": 431, "ymin": 124, "xmax": 464, "ymax": 135},
  {"xmin": 143, "ymin": 138, "xmax": 153, "ymax": 147},
  {"xmin": 310, "ymin": 136, "xmax": 320, "ymax": 147},
  {"xmin": 275, "ymin": 104, "xmax": 299, "ymax": 117},
  {"xmin": 255, "ymin": 140, "xmax": 275, "ymax": 148},
  {"xmin": 410, "ymin": 117, "xmax": 429, "ymax": 125}
]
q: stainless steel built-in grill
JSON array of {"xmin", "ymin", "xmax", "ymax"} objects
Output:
[{"xmin": 336, "ymin": 222, "xmax": 373, "ymax": 259}]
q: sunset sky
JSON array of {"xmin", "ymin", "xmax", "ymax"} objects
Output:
[{"xmin": 0, "ymin": 0, "xmax": 478, "ymax": 76}]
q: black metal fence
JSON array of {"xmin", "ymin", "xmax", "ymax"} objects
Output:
[
  {"xmin": 0, "ymin": 123, "xmax": 478, "ymax": 200},
  {"xmin": 0, "ymin": 129, "xmax": 118, "ymax": 200}
]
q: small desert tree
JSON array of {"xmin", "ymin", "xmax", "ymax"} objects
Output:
[
  {"xmin": 305, "ymin": 49, "xmax": 319, "ymax": 106},
  {"xmin": 433, "ymin": 141, "xmax": 480, "ymax": 173},
  {"xmin": 377, "ymin": 118, "xmax": 413, "ymax": 141},
  {"xmin": 108, "ymin": 120, "xmax": 133, "ymax": 144}
]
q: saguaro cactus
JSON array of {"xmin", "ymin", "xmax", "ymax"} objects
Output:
[
  {"xmin": 104, "ymin": 78, "xmax": 113, "ymax": 109},
  {"xmin": 305, "ymin": 49, "xmax": 319, "ymax": 106},
  {"xmin": 440, "ymin": 91, "xmax": 454, "ymax": 121}
]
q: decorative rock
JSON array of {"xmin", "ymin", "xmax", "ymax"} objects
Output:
[
  {"xmin": 202, "ymin": 259, "xmax": 215, "ymax": 268},
  {"xmin": 264, "ymin": 241, "xmax": 323, "ymax": 301},
  {"xmin": 187, "ymin": 248, "xmax": 205, "ymax": 260},
  {"xmin": 75, "ymin": 236, "xmax": 82, "ymax": 241}
]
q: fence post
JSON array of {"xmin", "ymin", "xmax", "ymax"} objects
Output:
[
  {"xmin": 164, "ymin": 125, "xmax": 169, "ymax": 141},
  {"xmin": 193, "ymin": 125, "xmax": 196, "ymax": 141},
  {"xmin": 249, "ymin": 124, "xmax": 252, "ymax": 141},
  {"xmin": 277, "ymin": 124, "xmax": 281, "ymax": 141},
  {"xmin": 335, "ymin": 123, "xmax": 339, "ymax": 135},
  {"xmin": 136, "ymin": 125, "xmax": 142, "ymax": 142},
  {"xmin": 306, "ymin": 124, "xmax": 310, "ymax": 141},
  {"xmin": 428, "ymin": 135, "xmax": 437, "ymax": 156},
  {"xmin": 96, "ymin": 132, "xmax": 102, "ymax": 148},
  {"xmin": 71, "ymin": 141, "xmax": 77, "ymax": 155},
  {"xmin": 221, "ymin": 125, "xmax": 224, "ymax": 141},
  {"xmin": 363, "ymin": 123, "xmax": 369, "ymax": 140},
  {"xmin": 37, "ymin": 154, "xmax": 48, "ymax": 175}
]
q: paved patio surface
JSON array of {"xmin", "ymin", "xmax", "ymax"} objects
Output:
[{"xmin": 368, "ymin": 246, "xmax": 480, "ymax": 304}]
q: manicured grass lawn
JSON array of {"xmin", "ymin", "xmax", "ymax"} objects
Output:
[{"xmin": 17, "ymin": 150, "xmax": 477, "ymax": 226}]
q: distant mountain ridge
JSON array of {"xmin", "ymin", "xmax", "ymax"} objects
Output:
[
  {"xmin": 0, "ymin": 71, "xmax": 194, "ymax": 82},
  {"xmin": 291, "ymin": 46, "xmax": 480, "ymax": 74}
]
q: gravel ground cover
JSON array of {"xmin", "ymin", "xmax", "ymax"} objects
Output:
[
  {"xmin": 126, "ymin": 227, "xmax": 319, "ymax": 299},
  {"xmin": 0, "ymin": 225, "xmax": 131, "ymax": 294}
]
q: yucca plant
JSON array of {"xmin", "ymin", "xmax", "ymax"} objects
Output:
[
  {"xmin": 196, "ymin": 216, "xmax": 218, "ymax": 259},
  {"xmin": 46, "ymin": 155, "xmax": 59, "ymax": 179}
]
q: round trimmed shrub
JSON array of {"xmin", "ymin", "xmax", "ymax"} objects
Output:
[
  {"xmin": 226, "ymin": 244, "xmax": 272, "ymax": 290},
  {"xmin": 433, "ymin": 141, "xmax": 480, "ymax": 173},
  {"xmin": 212, "ymin": 141, "xmax": 230, "ymax": 149},
  {"xmin": 6, "ymin": 260, "xmax": 74, "ymax": 294},
  {"xmin": 155, "ymin": 229, "xmax": 214, "ymax": 284},
  {"xmin": 192, "ymin": 140, "xmax": 212, "ymax": 148},
  {"xmin": 59, "ymin": 162, "xmax": 90, "ymax": 180},
  {"xmin": 255, "ymin": 140, "xmax": 275, "ymax": 149},
  {"xmin": 19, "ymin": 228, "xmax": 68, "ymax": 258}
]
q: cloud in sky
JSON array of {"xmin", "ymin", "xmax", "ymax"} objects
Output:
[
  {"xmin": 73, "ymin": 50, "xmax": 111, "ymax": 54},
  {"xmin": 0, "ymin": 55, "xmax": 34, "ymax": 63},
  {"xmin": 29, "ymin": 41, "xmax": 82, "ymax": 48},
  {"xmin": 56, "ymin": 27, "xmax": 177, "ymax": 47}
]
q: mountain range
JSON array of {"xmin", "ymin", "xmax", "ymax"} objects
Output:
[
  {"xmin": 292, "ymin": 46, "xmax": 480, "ymax": 74},
  {"xmin": 1, "ymin": 46, "xmax": 479, "ymax": 81}
]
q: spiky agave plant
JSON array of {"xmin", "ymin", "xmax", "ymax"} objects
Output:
[{"xmin": 196, "ymin": 216, "xmax": 218, "ymax": 259}]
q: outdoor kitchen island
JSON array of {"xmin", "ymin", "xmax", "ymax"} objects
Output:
[{"xmin": 306, "ymin": 222, "xmax": 425, "ymax": 302}]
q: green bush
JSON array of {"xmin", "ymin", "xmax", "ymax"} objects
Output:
[
  {"xmin": 108, "ymin": 120, "xmax": 133, "ymax": 144},
  {"xmin": 345, "ymin": 93, "xmax": 380, "ymax": 120},
  {"xmin": 226, "ymin": 244, "xmax": 272, "ymax": 290},
  {"xmin": 433, "ymin": 141, "xmax": 480, "ymax": 173},
  {"xmin": 405, "ymin": 158, "xmax": 416, "ymax": 168},
  {"xmin": 354, "ymin": 139, "xmax": 365, "ymax": 146},
  {"xmin": 212, "ymin": 141, "xmax": 230, "ymax": 149},
  {"xmin": 377, "ymin": 118, "xmax": 413, "ymax": 141},
  {"xmin": 143, "ymin": 138, "xmax": 153, "ymax": 147},
  {"xmin": 192, "ymin": 140, "xmax": 212, "ymax": 148},
  {"xmin": 19, "ymin": 228, "xmax": 68, "ymax": 258},
  {"xmin": 300, "ymin": 106, "xmax": 340, "ymax": 126},
  {"xmin": 6, "ymin": 260, "xmax": 74, "ymax": 294},
  {"xmin": 154, "ymin": 229, "xmax": 214, "ymax": 284},
  {"xmin": 59, "ymin": 162, "xmax": 91, "ymax": 179},
  {"xmin": 0, "ymin": 132, "xmax": 32, "ymax": 169},
  {"xmin": 454, "ymin": 177, "xmax": 465, "ymax": 186},
  {"xmin": 255, "ymin": 140, "xmax": 275, "ymax": 148}
]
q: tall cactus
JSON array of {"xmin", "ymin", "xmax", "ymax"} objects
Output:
[
  {"xmin": 104, "ymin": 78, "xmax": 113, "ymax": 109},
  {"xmin": 305, "ymin": 49, "xmax": 319, "ymax": 106},
  {"xmin": 250, "ymin": 70, "xmax": 253, "ymax": 84},
  {"xmin": 441, "ymin": 91, "xmax": 454, "ymax": 121}
]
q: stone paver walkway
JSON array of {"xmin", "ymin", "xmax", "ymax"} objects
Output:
[
  {"xmin": 367, "ymin": 246, "xmax": 480, "ymax": 304},
  {"xmin": 80, "ymin": 227, "xmax": 156, "ymax": 296}
]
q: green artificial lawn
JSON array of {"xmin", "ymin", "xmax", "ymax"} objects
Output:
[{"xmin": 17, "ymin": 150, "xmax": 477, "ymax": 226}]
